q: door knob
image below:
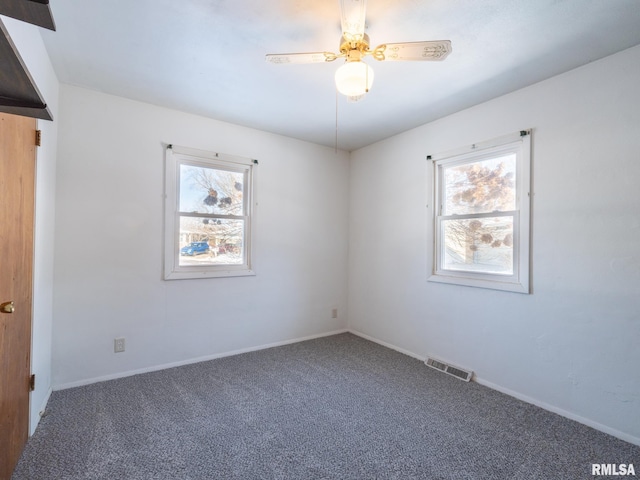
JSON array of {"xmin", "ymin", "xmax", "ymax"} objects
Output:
[{"xmin": 1, "ymin": 301, "xmax": 15, "ymax": 314}]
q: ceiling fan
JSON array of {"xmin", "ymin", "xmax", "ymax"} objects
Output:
[{"xmin": 265, "ymin": 0, "xmax": 452, "ymax": 101}]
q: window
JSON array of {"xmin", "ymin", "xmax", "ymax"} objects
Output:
[
  {"xmin": 164, "ymin": 145, "xmax": 257, "ymax": 280},
  {"xmin": 429, "ymin": 131, "xmax": 531, "ymax": 293}
]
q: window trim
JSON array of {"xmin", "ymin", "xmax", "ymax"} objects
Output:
[
  {"xmin": 164, "ymin": 144, "xmax": 257, "ymax": 280},
  {"xmin": 429, "ymin": 131, "xmax": 531, "ymax": 293}
]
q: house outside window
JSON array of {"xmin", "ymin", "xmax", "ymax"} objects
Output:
[
  {"xmin": 164, "ymin": 145, "xmax": 257, "ymax": 280},
  {"xmin": 429, "ymin": 131, "xmax": 531, "ymax": 293}
]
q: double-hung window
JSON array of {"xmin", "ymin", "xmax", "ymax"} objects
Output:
[
  {"xmin": 430, "ymin": 131, "xmax": 531, "ymax": 293},
  {"xmin": 164, "ymin": 145, "xmax": 257, "ymax": 280}
]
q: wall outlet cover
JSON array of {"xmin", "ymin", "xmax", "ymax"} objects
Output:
[{"xmin": 114, "ymin": 337, "xmax": 125, "ymax": 353}]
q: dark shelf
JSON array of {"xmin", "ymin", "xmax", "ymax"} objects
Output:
[
  {"xmin": 0, "ymin": 0, "xmax": 56, "ymax": 31},
  {"xmin": 0, "ymin": 19, "xmax": 52, "ymax": 120}
]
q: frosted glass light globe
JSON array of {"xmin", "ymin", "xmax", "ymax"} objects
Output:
[{"xmin": 335, "ymin": 61, "xmax": 374, "ymax": 97}]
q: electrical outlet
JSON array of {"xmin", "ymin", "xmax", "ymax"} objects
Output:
[
  {"xmin": 114, "ymin": 337, "xmax": 125, "ymax": 353},
  {"xmin": 331, "ymin": 308, "xmax": 338, "ymax": 319}
]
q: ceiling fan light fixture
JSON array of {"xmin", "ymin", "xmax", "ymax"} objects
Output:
[
  {"xmin": 266, "ymin": 2, "xmax": 452, "ymax": 99},
  {"xmin": 335, "ymin": 61, "xmax": 374, "ymax": 97}
]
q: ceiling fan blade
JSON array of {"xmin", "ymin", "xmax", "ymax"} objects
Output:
[
  {"xmin": 340, "ymin": 0, "xmax": 367, "ymax": 42},
  {"xmin": 373, "ymin": 40, "xmax": 452, "ymax": 61},
  {"xmin": 265, "ymin": 52, "xmax": 338, "ymax": 64}
]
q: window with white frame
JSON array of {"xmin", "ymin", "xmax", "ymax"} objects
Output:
[
  {"xmin": 164, "ymin": 145, "xmax": 257, "ymax": 280},
  {"xmin": 429, "ymin": 131, "xmax": 531, "ymax": 293}
]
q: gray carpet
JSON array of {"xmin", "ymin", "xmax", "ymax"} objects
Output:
[{"xmin": 12, "ymin": 333, "xmax": 640, "ymax": 479}]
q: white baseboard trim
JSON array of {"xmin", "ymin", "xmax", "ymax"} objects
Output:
[
  {"xmin": 474, "ymin": 377, "xmax": 640, "ymax": 447},
  {"xmin": 348, "ymin": 329, "xmax": 425, "ymax": 361},
  {"xmin": 348, "ymin": 328, "xmax": 640, "ymax": 447},
  {"xmin": 53, "ymin": 329, "xmax": 349, "ymax": 391}
]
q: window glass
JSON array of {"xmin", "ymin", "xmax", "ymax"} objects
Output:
[
  {"xmin": 179, "ymin": 164, "xmax": 245, "ymax": 216},
  {"xmin": 177, "ymin": 217, "xmax": 244, "ymax": 267},
  {"xmin": 443, "ymin": 154, "xmax": 516, "ymax": 215},
  {"xmin": 441, "ymin": 216, "xmax": 514, "ymax": 274}
]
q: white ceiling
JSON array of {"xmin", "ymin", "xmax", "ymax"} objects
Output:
[{"xmin": 40, "ymin": 0, "xmax": 640, "ymax": 151}]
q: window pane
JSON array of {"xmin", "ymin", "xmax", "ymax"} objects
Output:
[
  {"xmin": 178, "ymin": 216, "xmax": 244, "ymax": 266},
  {"xmin": 179, "ymin": 164, "xmax": 244, "ymax": 215},
  {"xmin": 442, "ymin": 216, "xmax": 513, "ymax": 274},
  {"xmin": 444, "ymin": 154, "xmax": 516, "ymax": 215}
]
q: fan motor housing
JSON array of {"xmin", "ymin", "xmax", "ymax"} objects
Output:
[{"xmin": 340, "ymin": 33, "xmax": 370, "ymax": 56}]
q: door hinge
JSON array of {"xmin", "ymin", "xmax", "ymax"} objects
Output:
[
  {"xmin": 29, "ymin": 374, "xmax": 36, "ymax": 391},
  {"xmin": 35, "ymin": 129, "xmax": 42, "ymax": 146}
]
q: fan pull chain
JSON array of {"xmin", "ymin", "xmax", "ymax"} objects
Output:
[{"xmin": 365, "ymin": 63, "xmax": 369, "ymax": 93}]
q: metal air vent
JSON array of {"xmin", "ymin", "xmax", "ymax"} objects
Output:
[{"xmin": 425, "ymin": 357, "xmax": 473, "ymax": 382}]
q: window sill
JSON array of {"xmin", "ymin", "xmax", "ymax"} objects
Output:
[{"xmin": 428, "ymin": 272, "xmax": 530, "ymax": 294}]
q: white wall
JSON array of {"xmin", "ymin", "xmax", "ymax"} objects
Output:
[
  {"xmin": 349, "ymin": 45, "xmax": 640, "ymax": 444},
  {"xmin": 2, "ymin": 16, "xmax": 59, "ymax": 434},
  {"xmin": 52, "ymin": 86, "xmax": 349, "ymax": 388}
]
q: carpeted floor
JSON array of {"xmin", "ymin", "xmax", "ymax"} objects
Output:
[{"xmin": 12, "ymin": 333, "xmax": 640, "ymax": 479}]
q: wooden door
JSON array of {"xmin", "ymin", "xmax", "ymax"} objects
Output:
[{"xmin": 0, "ymin": 112, "xmax": 36, "ymax": 480}]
